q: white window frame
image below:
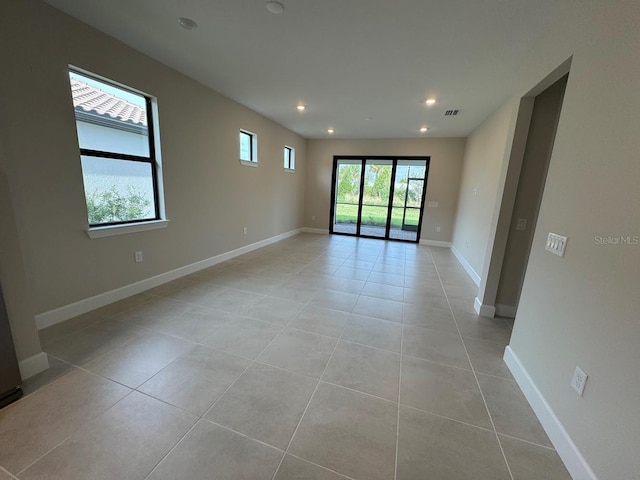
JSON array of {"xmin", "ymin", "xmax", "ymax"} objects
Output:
[
  {"xmin": 239, "ymin": 129, "xmax": 258, "ymax": 166},
  {"xmin": 69, "ymin": 66, "xmax": 168, "ymax": 239},
  {"xmin": 284, "ymin": 145, "xmax": 295, "ymax": 172}
]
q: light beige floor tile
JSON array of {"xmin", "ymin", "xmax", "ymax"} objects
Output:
[
  {"xmin": 244, "ymin": 297, "xmax": 305, "ymax": 326},
  {"xmin": 152, "ymin": 306, "xmax": 236, "ymax": 341},
  {"xmin": 201, "ymin": 288, "xmax": 264, "ymax": 314},
  {"xmin": 0, "ymin": 370, "xmax": 130, "ymax": 473},
  {"xmin": 274, "ymin": 455, "xmax": 351, "ymax": 480},
  {"xmin": 289, "ymin": 383, "xmax": 397, "ymax": 480},
  {"xmin": 20, "ymin": 356, "xmax": 76, "ymax": 396},
  {"xmin": 139, "ymin": 346, "xmax": 250, "ymax": 415},
  {"xmin": 367, "ymin": 271, "xmax": 404, "ymax": 287},
  {"xmin": 38, "ymin": 310, "xmax": 107, "ymax": 346},
  {"xmin": 321, "ymin": 276, "xmax": 366, "ymax": 295},
  {"xmin": 119, "ymin": 297, "xmax": 192, "ymax": 329},
  {"xmin": 464, "ymin": 338, "xmax": 513, "ymax": 379},
  {"xmin": 400, "ymin": 356, "xmax": 492, "ymax": 428},
  {"xmin": 332, "ymin": 266, "xmax": 371, "ymax": 281},
  {"xmin": 477, "ymin": 373, "xmax": 552, "ymax": 447},
  {"xmin": 402, "ymin": 324, "xmax": 471, "ymax": 369},
  {"xmin": 323, "ymin": 341, "xmax": 400, "ymax": 401},
  {"xmin": 289, "ymin": 305, "xmax": 349, "ymax": 338},
  {"xmin": 270, "ymin": 284, "xmax": 319, "ymax": 303},
  {"xmin": 499, "ymin": 435, "xmax": 572, "ymax": 480},
  {"xmin": 361, "ymin": 282, "xmax": 404, "ymax": 302},
  {"xmin": 202, "ymin": 317, "xmax": 281, "ymax": 359},
  {"xmin": 397, "ymin": 405, "xmax": 511, "ymax": 480},
  {"xmin": 402, "ymin": 304, "xmax": 457, "ymax": 332},
  {"xmin": 352, "ymin": 296, "xmax": 403, "ymax": 323},
  {"xmin": 342, "ymin": 314, "xmax": 402, "ymax": 352},
  {"xmin": 43, "ymin": 320, "xmax": 146, "ymax": 366},
  {"xmin": 309, "ymin": 290, "xmax": 359, "ymax": 312},
  {"xmin": 0, "ymin": 469, "xmax": 13, "ymax": 480},
  {"xmin": 166, "ymin": 281, "xmax": 228, "ymax": 306},
  {"xmin": 20, "ymin": 392, "xmax": 196, "ymax": 480},
  {"xmin": 207, "ymin": 363, "xmax": 317, "ymax": 449},
  {"xmin": 148, "ymin": 420, "xmax": 282, "ymax": 480},
  {"xmin": 456, "ymin": 312, "xmax": 512, "ymax": 345},
  {"xmin": 258, "ymin": 329, "xmax": 337, "ymax": 378},
  {"xmin": 84, "ymin": 332, "xmax": 196, "ymax": 388}
]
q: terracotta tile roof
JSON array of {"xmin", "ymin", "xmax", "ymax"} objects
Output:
[{"xmin": 70, "ymin": 77, "xmax": 147, "ymax": 127}]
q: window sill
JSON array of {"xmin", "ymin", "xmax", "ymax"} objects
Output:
[
  {"xmin": 239, "ymin": 159, "xmax": 259, "ymax": 167},
  {"xmin": 284, "ymin": 168, "xmax": 296, "ymax": 173},
  {"xmin": 87, "ymin": 219, "xmax": 169, "ymax": 239}
]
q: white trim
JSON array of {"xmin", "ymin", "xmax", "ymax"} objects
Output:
[
  {"xmin": 495, "ymin": 303, "xmax": 517, "ymax": 318},
  {"xmin": 36, "ymin": 228, "xmax": 303, "ymax": 330},
  {"xmin": 474, "ymin": 297, "xmax": 496, "ymax": 317},
  {"xmin": 419, "ymin": 239, "xmax": 451, "ymax": 247},
  {"xmin": 302, "ymin": 227, "xmax": 329, "ymax": 234},
  {"xmin": 504, "ymin": 346, "xmax": 599, "ymax": 480},
  {"xmin": 87, "ymin": 219, "xmax": 169, "ymax": 239},
  {"xmin": 450, "ymin": 244, "xmax": 481, "ymax": 286},
  {"xmin": 19, "ymin": 352, "xmax": 49, "ymax": 380},
  {"xmin": 239, "ymin": 159, "xmax": 258, "ymax": 167}
]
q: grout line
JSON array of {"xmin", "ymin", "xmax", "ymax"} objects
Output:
[
  {"xmin": 394, "ymin": 304, "xmax": 404, "ymax": 480},
  {"xmin": 427, "ymin": 247, "xmax": 515, "ymax": 480},
  {"xmin": 285, "ymin": 453, "xmax": 358, "ymax": 480}
]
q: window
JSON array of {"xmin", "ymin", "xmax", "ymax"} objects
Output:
[
  {"xmin": 68, "ymin": 69, "xmax": 164, "ymax": 230},
  {"xmin": 284, "ymin": 145, "xmax": 295, "ymax": 170},
  {"xmin": 239, "ymin": 130, "xmax": 257, "ymax": 164}
]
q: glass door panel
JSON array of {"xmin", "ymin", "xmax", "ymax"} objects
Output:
[
  {"xmin": 389, "ymin": 161, "xmax": 427, "ymax": 241},
  {"xmin": 360, "ymin": 159, "xmax": 393, "ymax": 238},
  {"xmin": 333, "ymin": 160, "xmax": 362, "ymax": 235}
]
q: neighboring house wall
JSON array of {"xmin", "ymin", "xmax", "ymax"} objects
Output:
[
  {"xmin": 0, "ymin": 1, "xmax": 306, "ymax": 357},
  {"xmin": 304, "ymin": 138, "xmax": 465, "ymax": 244}
]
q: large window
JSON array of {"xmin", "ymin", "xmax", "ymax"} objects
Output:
[
  {"xmin": 239, "ymin": 129, "xmax": 257, "ymax": 164},
  {"xmin": 284, "ymin": 145, "xmax": 295, "ymax": 170},
  {"xmin": 69, "ymin": 69, "xmax": 163, "ymax": 228}
]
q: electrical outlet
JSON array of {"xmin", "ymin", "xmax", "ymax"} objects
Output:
[
  {"xmin": 243, "ymin": 226, "xmax": 248, "ymax": 235},
  {"xmin": 312, "ymin": 215, "xmax": 316, "ymax": 221},
  {"xmin": 134, "ymin": 251, "xmax": 143, "ymax": 263},
  {"xmin": 516, "ymin": 218, "xmax": 527, "ymax": 231},
  {"xmin": 571, "ymin": 366, "xmax": 588, "ymax": 396},
  {"xmin": 436, "ymin": 226, "xmax": 441, "ymax": 233},
  {"xmin": 428, "ymin": 201, "xmax": 439, "ymax": 208}
]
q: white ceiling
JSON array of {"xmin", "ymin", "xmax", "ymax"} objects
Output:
[{"xmin": 45, "ymin": 0, "xmax": 562, "ymax": 139}]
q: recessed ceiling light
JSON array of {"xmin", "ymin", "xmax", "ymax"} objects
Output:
[
  {"xmin": 419, "ymin": 126, "xmax": 428, "ymax": 133},
  {"xmin": 296, "ymin": 105, "xmax": 306, "ymax": 112},
  {"xmin": 266, "ymin": 1, "xmax": 285, "ymax": 14},
  {"xmin": 327, "ymin": 128, "xmax": 335, "ymax": 134},
  {"xmin": 425, "ymin": 98, "xmax": 436, "ymax": 106},
  {"xmin": 177, "ymin": 17, "xmax": 198, "ymax": 30}
]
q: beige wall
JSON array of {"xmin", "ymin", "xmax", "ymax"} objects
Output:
[
  {"xmin": 304, "ymin": 138, "xmax": 465, "ymax": 243},
  {"xmin": 455, "ymin": 1, "xmax": 640, "ymax": 477},
  {"xmin": 0, "ymin": 1, "xmax": 306, "ymax": 359},
  {"xmin": 496, "ymin": 75, "xmax": 567, "ymax": 310},
  {"xmin": 451, "ymin": 101, "xmax": 517, "ymax": 277}
]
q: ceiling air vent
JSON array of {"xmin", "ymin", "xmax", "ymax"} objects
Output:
[{"xmin": 444, "ymin": 109, "xmax": 460, "ymax": 116}]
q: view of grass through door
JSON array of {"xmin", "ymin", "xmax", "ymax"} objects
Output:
[{"xmin": 331, "ymin": 157, "xmax": 429, "ymax": 242}]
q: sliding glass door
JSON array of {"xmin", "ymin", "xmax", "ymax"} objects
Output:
[{"xmin": 330, "ymin": 156, "xmax": 429, "ymax": 243}]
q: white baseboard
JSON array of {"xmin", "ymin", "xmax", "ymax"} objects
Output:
[
  {"xmin": 495, "ymin": 303, "xmax": 517, "ymax": 318},
  {"xmin": 450, "ymin": 244, "xmax": 481, "ymax": 286},
  {"xmin": 19, "ymin": 352, "xmax": 50, "ymax": 380},
  {"xmin": 504, "ymin": 346, "xmax": 598, "ymax": 480},
  {"xmin": 474, "ymin": 297, "xmax": 496, "ymax": 317},
  {"xmin": 35, "ymin": 228, "xmax": 304, "ymax": 330},
  {"xmin": 419, "ymin": 239, "xmax": 452, "ymax": 247},
  {"xmin": 302, "ymin": 227, "xmax": 329, "ymax": 234}
]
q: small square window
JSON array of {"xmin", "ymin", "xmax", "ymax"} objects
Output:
[
  {"xmin": 284, "ymin": 145, "xmax": 295, "ymax": 170},
  {"xmin": 239, "ymin": 130, "xmax": 257, "ymax": 164}
]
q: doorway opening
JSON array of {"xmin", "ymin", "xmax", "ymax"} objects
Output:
[{"xmin": 329, "ymin": 156, "xmax": 430, "ymax": 243}]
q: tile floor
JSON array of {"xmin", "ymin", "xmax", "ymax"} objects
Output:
[{"xmin": 0, "ymin": 234, "xmax": 573, "ymax": 480}]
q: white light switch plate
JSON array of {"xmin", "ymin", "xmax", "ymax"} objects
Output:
[
  {"xmin": 546, "ymin": 232, "xmax": 568, "ymax": 257},
  {"xmin": 428, "ymin": 201, "xmax": 438, "ymax": 208}
]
